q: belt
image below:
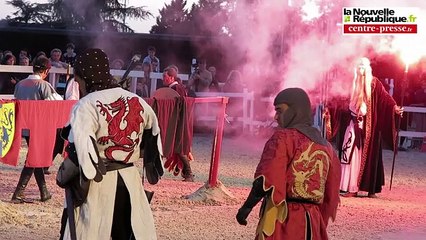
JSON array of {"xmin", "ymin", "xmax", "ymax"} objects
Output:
[
  {"xmin": 105, "ymin": 161, "xmax": 134, "ymax": 172},
  {"xmin": 67, "ymin": 143, "xmax": 134, "ymax": 172},
  {"xmin": 287, "ymin": 198, "xmax": 317, "ymax": 204}
]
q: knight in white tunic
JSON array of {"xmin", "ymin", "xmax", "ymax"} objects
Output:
[{"xmin": 60, "ymin": 49, "xmax": 163, "ymax": 240}]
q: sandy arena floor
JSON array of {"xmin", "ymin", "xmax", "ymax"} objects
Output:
[{"xmin": 1, "ymin": 133, "xmax": 425, "ymax": 240}]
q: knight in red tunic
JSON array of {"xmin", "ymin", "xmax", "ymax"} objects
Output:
[{"xmin": 236, "ymin": 88, "xmax": 341, "ymax": 240}]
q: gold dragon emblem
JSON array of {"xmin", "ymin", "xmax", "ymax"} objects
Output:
[{"xmin": 291, "ymin": 142, "xmax": 330, "ymax": 202}]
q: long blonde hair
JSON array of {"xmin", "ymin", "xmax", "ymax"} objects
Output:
[{"xmin": 350, "ymin": 57, "xmax": 372, "ymax": 115}]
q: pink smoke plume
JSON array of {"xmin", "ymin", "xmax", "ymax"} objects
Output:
[{"xmin": 203, "ymin": 0, "xmax": 426, "ymax": 107}]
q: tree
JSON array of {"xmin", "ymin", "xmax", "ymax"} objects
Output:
[
  {"xmin": 150, "ymin": 0, "xmax": 232, "ymax": 37},
  {"xmin": 150, "ymin": 0, "xmax": 189, "ymax": 34},
  {"xmin": 5, "ymin": 0, "xmax": 152, "ymax": 32},
  {"xmin": 5, "ymin": 0, "xmax": 51, "ymax": 24},
  {"xmin": 186, "ymin": 0, "xmax": 231, "ymax": 37}
]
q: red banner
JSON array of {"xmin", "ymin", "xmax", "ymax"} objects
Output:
[{"xmin": 0, "ymin": 100, "xmax": 77, "ymax": 167}]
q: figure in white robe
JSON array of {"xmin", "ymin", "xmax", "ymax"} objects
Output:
[{"xmin": 61, "ymin": 49, "xmax": 163, "ymax": 240}]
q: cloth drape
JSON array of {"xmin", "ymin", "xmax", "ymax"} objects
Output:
[{"xmin": 0, "ymin": 100, "xmax": 77, "ymax": 167}]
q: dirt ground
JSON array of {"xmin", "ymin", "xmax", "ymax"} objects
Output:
[{"xmin": 1, "ymin": 133, "xmax": 426, "ymax": 240}]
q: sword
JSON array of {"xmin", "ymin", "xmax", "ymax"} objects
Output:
[
  {"xmin": 118, "ymin": 54, "xmax": 141, "ymax": 89},
  {"xmin": 65, "ymin": 188, "xmax": 77, "ymax": 240}
]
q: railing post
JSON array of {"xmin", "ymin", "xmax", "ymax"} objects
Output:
[
  {"xmin": 130, "ymin": 77, "xmax": 137, "ymax": 94},
  {"xmin": 49, "ymin": 73, "xmax": 56, "ymax": 88},
  {"xmin": 249, "ymin": 91, "xmax": 254, "ymax": 133},
  {"xmin": 208, "ymin": 97, "xmax": 228, "ymax": 187},
  {"xmin": 242, "ymin": 88, "xmax": 248, "ymax": 131},
  {"xmin": 150, "ymin": 77, "xmax": 157, "ymax": 95}
]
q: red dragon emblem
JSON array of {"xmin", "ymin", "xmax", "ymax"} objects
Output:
[{"xmin": 96, "ymin": 96, "xmax": 144, "ymax": 162}]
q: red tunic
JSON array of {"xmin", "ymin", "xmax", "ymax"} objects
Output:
[
  {"xmin": 144, "ymin": 97, "xmax": 195, "ymax": 174},
  {"xmin": 254, "ymin": 128, "xmax": 340, "ymax": 240}
]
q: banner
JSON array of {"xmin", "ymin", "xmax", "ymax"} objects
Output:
[{"xmin": 0, "ymin": 102, "xmax": 15, "ymax": 157}]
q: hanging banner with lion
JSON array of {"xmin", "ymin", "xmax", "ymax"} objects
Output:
[{"xmin": 0, "ymin": 102, "xmax": 15, "ymax": 157}]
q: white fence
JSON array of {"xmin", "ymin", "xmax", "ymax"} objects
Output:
[
  {"xmin": 0, "ymin": 65, "xmax": 189, "ymax": 97},
  {"xmin": 400, "ymin": 106, "xmax": 426, "ymax": 138},
  {"xmin": 195, "ymin": 89, "xmax": 256, "ymax": 132},
  {"xmin": 1, "ymin": 65, "xmax": 425, "ymax": 138},
  {"xmin": 195, "ymin": 89, "xmax": 425, "ymax": 140}
]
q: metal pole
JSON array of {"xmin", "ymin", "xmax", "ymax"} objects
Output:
[
  {"xmin": 321, "ymin": 17, "xmax": 330, "ymax": 138},
  {"xmin": 390, "ymin": 63, "xmax": 408, "ymax": 190}
]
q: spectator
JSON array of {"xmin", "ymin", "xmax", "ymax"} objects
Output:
[
  {"xmin": 208, "ymin": 66, "xmax": 220, "ymax": 92},
  {"xmin": 31, "ymin": 51, "xmax": 47, "ymax": 66},
  {"xmin": 411, "ymin": 77, "xmax": 426, "ymax": 135},
  {"xmin": 0, "ymin": 54, "xmax": 18, "ymax": 94},
  {"xmin": 19, "ymin": 56, "xmax": 30, "ymax": 66},
  {"xmin": 111, "ymin": 58, "xmax": 125, "ymax": 70},
  {"xmin": 143, "ymin": 46, "xmax": 160, "ymax": 72},
  {"xmin": 49, "ymin": 48, "xmax": 68, "ymax": 68},
  {"xmin": 19, "ymin": 49, "xmax": 31, "ymax": 62},
  {"xmin": 413, "ymin": 77, "xmax": 426, "ymax": 105},
  {"xmin": 3, "ymin": 50, "xmax": 13, "ymax": 57},
  {"xmin": 12, "ymin": 56, "xmax": 31, "ymax": 82},
  {"xmin": 188, "ymin": 59, "xmax": 212, "ymax": 92},
  {"xmin": 223, "ymin": 70, "xmax": 244, "ymax": 93},
  {"xmin": 222, "ymin": 70, "xmax": 245, "ymax": 130},
  {"xmin": 62, "ymin": 43, "xmax": 77, "ymax": 67},
  {"xmin": 50, "ymin": 48, "xmax": 69, "ymax": 94},
  {"xmin": 134, "ymin": 63, "xmax": 149, "ymax": 98},
  {"xmin": 142, "ymin": 61, "xmax": 152, "ymax": 95},
  {"xmin": 2, "ymin": 53, "xmax": 15, "ymax": 65}
]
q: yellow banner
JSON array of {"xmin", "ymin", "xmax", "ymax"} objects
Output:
[{"xmin": 0, "ymin": 102, "xmax": 15, "ymax": 157}]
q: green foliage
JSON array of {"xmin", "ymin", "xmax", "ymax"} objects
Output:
[
  {"xmin": 187, "ymin": 0, "xmax": 231, "ymax": 37},
  {"xmin": 5, "ymin": 0, "xmax": 51, "ymax": 24},
  {"xmin": 150, "ymin": 0, "xmax": 189, "ymax": 34},
  {"xmin": 5, "ymin": 0, "xmax": 152, "ymax": 32},
  {"xmin": 150, "ymin": 0, "xmax": 232, "ymax": 37}
]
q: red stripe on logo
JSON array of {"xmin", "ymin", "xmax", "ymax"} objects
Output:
[{"xmin": 343, "ymin": 24, "xmax": 417, "ymax": 34}]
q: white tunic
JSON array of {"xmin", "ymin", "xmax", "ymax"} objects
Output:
[
  {"xmin": 63, "ymin": 87, "xmax": 162, "ymax": 240},
  {"xmin": 340, "ymin": 101, "xmax": 367, "ymax": 193}
]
